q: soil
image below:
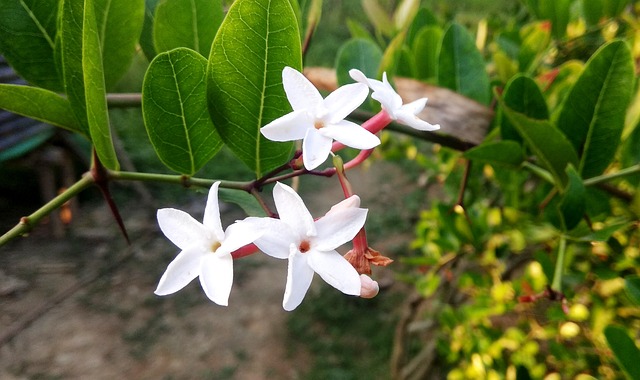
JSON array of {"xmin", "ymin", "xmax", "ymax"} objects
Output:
[{"xmin": 0, "ymin": 160, "xmax": 417, "ymax": 379}]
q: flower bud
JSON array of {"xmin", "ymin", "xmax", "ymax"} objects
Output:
[{"xmin": 359, "ymin": 274, "xmax": 379, "ymax": 298}]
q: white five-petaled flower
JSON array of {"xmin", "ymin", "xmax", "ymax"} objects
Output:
[
  {"xmin": 246, "ymin": 182, "xmax": 367, "ymax": 311},
  {"xmin": 261, "ymin": 66, "xmax": 381, "ymax": 170},
  {"xmin": 349, "ymin": 69, "xmax": 441, "ymax": 131},
  {"xmin": 154, "ymin": 182, "xmax": 262, "ymax": 306}
]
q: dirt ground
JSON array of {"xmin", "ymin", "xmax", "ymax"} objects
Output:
[{"xmin": 0, "ymin": 160, "xmax": 417, "ymax": 379}]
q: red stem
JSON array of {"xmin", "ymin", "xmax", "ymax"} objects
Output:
[{"xmin": 331, "ymin": 110, "xmax": 392, "ymax": 152}]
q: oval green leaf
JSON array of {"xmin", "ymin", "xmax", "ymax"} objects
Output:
[
  {"xmin": 143, "ymin": 48, "xmax": 222, "ymax": 175},
  {"xmin": 139, "ymin": 0, "xmax": 161, "ymax": 60},
  {"xmin": 463, "ymin": 140, "xmax": 524, "ymax": 168},
  {"xmin": 206, "ymin": 0, "xmax": 301, "ymax": 177},
  {"xmin": 557, "ymin": 165, "xmax": 586, "ymax": 231},
  {"xmin": 153, "ymin": 0, "xmax": 223, "ymax": 57},
  {"xmin": 0, "ymin": 0, "xmax": 62, "ymax": 92},
  {"xmin": 624, "ymin": 275, "xmax": 640, "ymax": 305},
  {"xmin": 412, "ymin": 26, "xmax": 442, "ymax": 81},
  {"xmin": 501, "ymin": 74, "xmax": 549, "ymax": 143},
  {"xmin": 604, "ymin": 325, "xmax": 640, "ymax": 380},
  {"xmin": 438, "ymin": 23, "xmax": 490, "ymax": 105},
  {"xmin": 556, "ymin": 40, "xmax": 634, "ymax": 179},
  {"xmin": 0, "ymin": 84, "xmax": 82, "ymax": 133},
  {"xmin": 94, "ymin": 0, "xmax": 145, "ymax": 89}
]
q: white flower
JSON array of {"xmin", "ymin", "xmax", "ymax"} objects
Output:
[
  {"xmin": 349, "ymin": 69, "xmax": 440, "ymax": 131},
  {"xmin": 154, "ymin": 182, "xmax": 262, "ymax": 306},
  {"xmin": 359, "ymin": 274, "xmax": 380, "ymax": 299},
  {"xmin": 261, "ymin": 66, "xmax": 381, "ymax": 170},
  {"xmin": 246, "ymin": 182, "xmax": 367, "ymax": 311}
]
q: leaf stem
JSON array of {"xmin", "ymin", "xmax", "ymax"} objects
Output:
[{"xmin": 551, "ymin": 235, "xmax": 567, "ymax": 292}]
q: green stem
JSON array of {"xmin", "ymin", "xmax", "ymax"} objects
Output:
[
  {"xmin": 107, "ymin": 170, "xmax": 249, "ymax": 191},
  {"xmin": 583, "ymin": 164, "xmax": 640, "ymax": 186},
  {"xmin": 551, "ymin": 235, "xmax": 567, "ymax": 292},
  {"xmin": 0, "ymin": 173, "xmax": 95, "ymax": 246}
]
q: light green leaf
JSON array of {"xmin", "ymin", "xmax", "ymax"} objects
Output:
[
  {"xmin": 361, "ymin": 0, "xmax": 395, "ymax": 37},
  {"xmin": 59, "ymin": 0, "xmax": 90, "ymax": 136},
  {"xmin": 378, "ymin": 32, "xmax": 406, "ymax": 77},
  {"xmin": 83, "ymin": 0, "xmax": 119, "ymax": 170},
  {"xmin": 335, "ymin": 38, "xmax": 382, "ymax": 87},
  {"xmin": 463, "ymin": 141, "xmax": 524, "ymax": 168},
  {"xmin": 143, "ymin": 48, "xmax": 222, "ymax": 175},
  {"xmin": 556, "ymin": 40, "xmax": 634, "ymax": 179},
  {"xmin": 0, "ymin": 0, "xmax": 62, "ymax": 91},
  {"xmin": 219, "ymin": 188, "xmax": 268, "ymax": 217},
  {"xmin": 501, "ymin": 74, "xmax": 548, "ymax": 143},
  {"xmin": 0, "ymin": 84, "xmax": 82, "ymax": 133},
  {"xmin": 153, "ymin": 0, "xmax": 223, "ymax": 57},
  {"xmin": 412, "ymin": 26, "xmax": 442, "ymax": 81},
  {"xmin": 94, "ymin": 0, "xmax": 145, "ymax": 89},
  {"xmin": 438, "ymin": 23, "xmax": 490, "ymax": 105},
  {"xmin": 502, "ymin": 104, "xmax": 579, "ymax": 188},
  {"xmin": 604, "ymin": 325, "xmax": 640, "ymax": 380},
  {"xmin": 206, "ymin": 0, "xmax": 301, "ymax": 177}
]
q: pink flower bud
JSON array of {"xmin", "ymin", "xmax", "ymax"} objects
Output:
[{"xmin": 359, "ymin": 274, "xmax": 379, "ymax": 298}]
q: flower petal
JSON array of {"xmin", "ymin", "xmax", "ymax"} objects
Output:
[
  {"xmin": 273, "ymin": 182, "xmax": 316, "ymax": 237},
  {"xmin": 157, "ymin": 208, "xmax": 208, "ymax": 250},
  {"xmin": 326, "ymin": 195, "xmax": 361, "ymax": 215},
  {"xmin": 282, "ymin": 66, "xmax": 323, "ymax": 112},
  {"xmin": 323, "ymin": 83, "xmax": 369, "ymax": 123},
  {"xmin": 314, "ymin": 207, "xmax": 368, "ymax": 251},
  {"xmin": 154, "ymin": 246, "xmax": 203, "ymax": 296},
  {"xmin": 203, "ymin": 182, "xmax": 224, "ymax": 241},
  {"xmin": 283, "ymin": 245, "xmax": 314, "ymax": 311},
  {"xmin": 307, "ymin": 249, "xmax": 361, "ymax": 296},
  {"xmin": 244, "ymin": 217, "xmax": 298, "ymax": 259},
  {"xmin": 261, "ymin": 110, "xmax": 312, "ymax": 141},
  {"xmin": 396, "ymin": 100, "xmax": 440, "ymax": 131},
  {"xmin": 302, "ymin": 128, "xmax": 333, "ymax": 170},
  {"xmin": 321, "ymin": 120, "xmax": 380, "ymax": 150},
  {"xmin": 199, "ymin": 253, "xmax": 233, "ymax": 306},
  {"xmin": 218, "ymin": 219, "xmax": 264, "ymax": 254}
]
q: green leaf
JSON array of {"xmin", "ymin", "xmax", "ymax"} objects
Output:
[
  {"xmin": 0, "ymin": 84, "xmax": 82, "ymax": 133},
  {"xmin": 206, "ymin": 0, "xmax": 301, "ymax": 177},
  {"xmin": 501, "ymin": 74, "xmax": 549, "ymax": 143},
  {"xmin": 139, "ymin": 0, "xmax": 161, "ymax": 60},
  {"xmin": 406, "ymin": 7, "xmax": 438, "ymax": 47},
  {"xmin": 59, "ymin": 0, "xmax": 90, "ymax": 136},
  {"xmin": 219, "ymin": 188, "xmax": 267, "ymax": 217},
  {"xmin": 335, "ymin": 38, "xmax": 382, "ymax": 87},
  {"xmin": 378, "ymin": 31, "xmax": 406, "ymax": 77},
  {"xmin": 153, "ymin": 0, "xmax": 223, "ymax": 57},
  {"xmin": 583, "ymin": 0, "xmax": 604, "ymax": 26},
  {"xmin": 556, "ymin": 40, "xmax": 635, "ymax": 179},
  {"xmin": 94, "ymin": 0, "xmax": 145, "ymax": 89},
  {"xmin": 536, "ymin": 0, "xmax": 571, "ymax": 39},
  {"xmin": 412, "ymin": 26, "xmax": 442, "ymax": 81},
  {"xmin": 83, "ymin": 0, "xmax": 119, "ymax": 170},
  {"xmin": 0, "ymin": 0, "xmax": 62, "ymax": 91},
  {"xmin": 569, "ymin": 219, "xmax": 632, "ymax": 242},
  {"xmin": 143, "ymin": 48, "xmax": 222, "ymax": 175},
  {"xmin": 624, "ymin": 275, "xmax": 640, "ymax": 305},
  {"xmin": 361, "ymin": 0, "xmax": 395, "ymax": 37},
  {"xmin": 393, "ymin": 0, "xmax": 420, "ymax": 31},
  {"xmin": 604, "ymin": 325, "xmax": 640, "ymax": 380},
  {"xmin": 604, "ymin": 0, "xmax": 630, "ymax": 17},
  {"xmin": 438, "ymin": 23, "xmax": 490, "ymax": 105},
  {"xmin": 463, "ymin": 141, "xmax": 524, "ymax": 168},
  {"xmin": 557, "ymin": 165, "xmax": 586, "ymax": 231},
  {"xmin": 502, "ymin": 104, "xmax": 579, "ymax": 187},
  {"xmin": 518, "ymin": 22, "xmax": 550, "ymax": 72}
]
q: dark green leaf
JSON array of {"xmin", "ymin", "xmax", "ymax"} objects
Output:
[
  {"xmin": 438, "ymin": 23, "xmax": 490, "ymax": 105},
  {"xmin": 621, "ymin": 123, "xmax": 640, "ymax": 186},
  {"xmin": 625, "ymin": 275, "xmax": 640, "ymax": 305},
  {"xmin": 556, "ymin": 40, "xmax": 634, "ymax": 178},
  {"xmin": 463, "ymin": 141, "xmax": 524, "ymax": 168},
  {"xmin": 206, "ymin": 0, "xmax": 301, "ymax": 177},
  {"xmin": 139, "ymin": 0, "xmax": 161, "ymax": 60},
  {"xmin": 569, "ymin": 219, "xmax": 632, "ymax": 242},
  {"xmin": 583, "ymin": 0, "xmax": 604, "ymax": 26},
  {"xmin": 538, "ymin": 0, "xmax": 571, "ymax": 38},
  {"xmin": 502, "ymin": 104, "xmax": 579, "ymax": 187},
  {"xmin": 153, "ymin": 0, "xmax": 223, "ymax": 57},
  {"xmin": 0, "ymin": 84, "xmax": 82, "ymax": 133},
  {"xmin": 335, "ymin": 39, "xmax": 382, "ymax": 86},
  {"xmin": 0, "ymin": 0, "xmax": 62, "ymax": 91},
  {"xmin": 604, "ymin": 325, "xmax": 640, "ymax": 380},
  {"xmin": 396, "ymin": 45, "xmax": 416, "ymax": 78},
  {"xmin": 94, "ymin": 0, "xmax": 145, "ymax": 89},
  {"xmin": 219, "ymin": 188, "xmax": 267, "ymax": 217},
  {"xmin": 604, "ymin": 0, "xmax": 630, "ymax": 17},
  {"xmin": 83, "ymin": 0, "xmax": 119, "ymax": 170},
  {"xmin": 406, "ymin": 7, "xmax": 438, "ymax": 46},
  {"xmin": 143, "ymin": 48, "xmax": 222, "ymax": 175},
  {"xmin": 412, "ymin": 26, "xmax": 442, "ymax": 81},
  {"xmin": 378, "ymin": 32, "xmax": 406, "ymax": 77},
  {"xmin": 557, "ymin": 165, "xmax": 586, "ymax": 231},
  {"xmin": 501, "ymin": 74, "xmax": 549, "ymax": 143}
]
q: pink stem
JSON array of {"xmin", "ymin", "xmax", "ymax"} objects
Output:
[
  {"xmin": 231, "ymin": 243, "xmax": 260, "ymax": 259},
  {"xmin": 331, "ymin": 110, "xmax": 393, "ymax": 152}
]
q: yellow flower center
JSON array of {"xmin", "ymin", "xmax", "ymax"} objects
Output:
[
  {"xmin": 314, "ymin": 120, "xmax": 324, "ymax": 130},
  {"xmin": 210, "ymin": 241, "xmax": 221, "ymax": 252}
]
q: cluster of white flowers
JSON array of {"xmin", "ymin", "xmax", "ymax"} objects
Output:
[{"xmin": 155, "ymin": 68, "xmax": 439, "ymax": 310}]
